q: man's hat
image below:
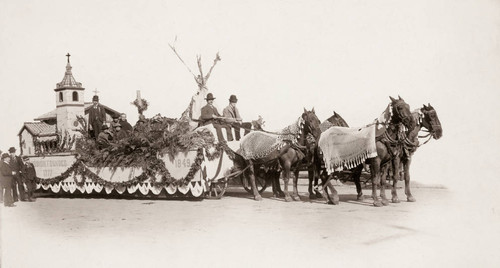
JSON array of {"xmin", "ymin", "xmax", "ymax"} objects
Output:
[
  {"xmin": 205, "ymin": 93, "xmax": 216, "ymax": 100},
  {"xmin": 112, "ymin": 122, "xmax": 121, "ymax": 128},
  {"xmin": 102, "ymin": 124, "xmax": 109, "ymax": 130},
  {"xmin": 8, "ymin": 147, "xmax": 16, "ymax": 153},
  {"xmin": 112, "ymin": 114, "xmax": 120, "ymax": 119},
  {"xmin": 92, "ymin": 95, "xmax": 99, "ymax": 101},
  {"xmin": 229, "ymin": 95, "xmax": 238, "ymax": 103},
  {"xmin": 1, "ymin": 153, "xmax": 9, "ymax": 160},
  {"xmin": 22, "ymin": 155, "xmax": 29, "ymax": 160}
]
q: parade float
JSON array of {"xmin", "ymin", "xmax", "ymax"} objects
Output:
[{"xmin": 24, "ymin": 50, "xmax": 263, "ymax": 199}]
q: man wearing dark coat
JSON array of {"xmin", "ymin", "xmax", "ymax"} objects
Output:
[
  {"xmin": 119, "ymin": 113, "xmax": 133, "ymax": 133},
  {"xmin": 8, "ymin": 147, "xmax": 26, "ymax": 202},
  {"xmin": 88, "ymin": 95, "xmax": 107, "ymax": 139},
  {"xmin": 21, "ymin": 156, "xmax": 37, "ymax": 202},
  {"xmin": 0, "ymin": 153, "xmax": 15, "ymax": 207},
  {"xmin": 97, "ymin": 125, "xmax": 114, "ymax": 149},
  {"xmin": 199, "ymin": 93, "xmax": 233, "ymax": 142}
]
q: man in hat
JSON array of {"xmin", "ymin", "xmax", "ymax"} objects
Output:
[
  {"xmin": 119, "ymin": 113, "xmax": 133, "ymax": 133},
  {"xmin": 8, "ymin": 147, "xmax": 26, "ymax": 202},
  {"xmin": 21, "ymin": 156, "xmax": 36, "ymax": 202},
  {"xmin": 112, "ymin": 122, "xmax": 127, "ymax": 140},
  {"xmin": 200, "ymin": 93, "xmax": 234, "ymax": 142},
  {"xmin": 88, "ymin": 95, "xmax": 107, "ymax": 139},
  {"xmin": 0, "ymin": 153, "xmax": 15, "ymax": 207},
  {"xmin": 97, "ymin": 124, "xmax": 114, "ymax": 149},
  {"xmin": 223, "ymin": 94, "xmax": 252, "ymax": 141}
]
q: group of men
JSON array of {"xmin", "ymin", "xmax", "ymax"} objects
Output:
[
  {"xmin": 87, "ymin": 95, "xmax": 134, "ymax": 149},
  {"xmin": 199, "ymin": 94, "xmax": 252, "ymax": 142},
  {"xmin": 0, "ymin": 147, "xmax": 37, "ymax": 207}
]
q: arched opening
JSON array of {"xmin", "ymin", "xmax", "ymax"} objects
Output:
[
  {"xmin": 59, "ymin": 92, "xmax": 63, "ymax": 102},
  {"xmin": 72, "ymin": 91, "xmax": 79, "ymax": 101}
]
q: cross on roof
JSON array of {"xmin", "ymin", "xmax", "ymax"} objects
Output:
[
  {"xmin": 66, "ymin": 53, "xmax": 71, "ymax": 63},
  {"xmin": 93, "ymin": 88, "xmax": 100, "ymax": 95}
]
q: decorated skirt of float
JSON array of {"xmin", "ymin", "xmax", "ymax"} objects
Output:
[{"xmin": 33, "ymin": 142, "xmax": 236, "ymax": 198}]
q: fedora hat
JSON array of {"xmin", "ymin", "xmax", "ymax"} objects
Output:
[
  {"xmin": 92, "ymin": 95, "xmax": 99, "ymax": 101},
  {"xmin": 205, "ymin": 93, "xmax": 216, "ymax": 100},
  {"xmin": 229, "ymin": 95, "xmax": 238, "ymax": 103},
  {"xmin": 1, "ymin": 153, "xmax": 9, "ymax": 160},
  {"xmin": 8, "ymin": 147, "xmax": 16, "ymax": 153}
]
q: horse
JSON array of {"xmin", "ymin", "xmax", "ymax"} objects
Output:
[
  {"xmin": 380, "ymin": 103, "xmax": 442, "ymax": 203},
  {"xmin": 320, "ymin": 96, "xmax": 414, "ymax": 206},
  {"xmin": 233, "ymin": 108, "xmax": 321, "ymax": 201},
  {"xmin": 291, "ymin": 111, "xmax": 350, "ymax": 199}
]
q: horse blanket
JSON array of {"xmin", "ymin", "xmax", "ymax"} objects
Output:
[{"xmin": 319, "ymin": 125, "xmax": 377, "ymax": 174}]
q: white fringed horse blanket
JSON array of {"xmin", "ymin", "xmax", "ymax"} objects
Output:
[
  {"xmin": 319, "ymin": 125, "xmax": 377, "ymax": 174},
  {"xmin": 238, "ymin": 117, "xmax": 303, "ymax": 160}
]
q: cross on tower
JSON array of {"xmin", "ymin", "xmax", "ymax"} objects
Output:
[
  {"xmin": 66, "ymin": 53, "xmax": 71, "ymax": 63},
  {"xmin": 93, "ymin": 88, "xmax": 100, "ymax": 95}
]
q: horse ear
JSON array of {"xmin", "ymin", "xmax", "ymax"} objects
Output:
[
  {"xmin": 389, "ymin": 96, "xmax": 397, "ymax": 102},
  {"xmin": 428, "ymin": 103, "xmax": 433, "ymax": 108},
  {"xmin": 304, "ymin": 107, "xmax": 307, "ymax": 113},
  {"xmin": 423, "ymin": 104, "xmax": 427, "ymax": 108},
  {"xmin": 398, "ymin": 95, "xmax": 404, "ymax": 101},
  {"xmin": 311, "ymin": 107, "xmax": 315, "ymax": 114},
  {"xmin": 333, "ymin": 110, "xmax": 337, "ymax": 115}
]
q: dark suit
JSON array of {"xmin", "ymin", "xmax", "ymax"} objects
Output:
[
  {"xmin": 88, "ymin": 104, "xmax": 107, "ymax": 138},
  {"xmin": 200, "ymin": 104, "xmax": 233, "ymax": 142},
  {"xmin": 120, "ymin": 120, "xmax": 133, "ymax": 132},
  {"xmin": 9, "ymin": 155, "xmax": 25, "ymax": 201},
  {"xmin": 22, "ymin": 162, "xmax": 37, "ymax": 201},
  {"xmin": 0, "ymin": 161, "xmax": 14, "ymax": 206}
]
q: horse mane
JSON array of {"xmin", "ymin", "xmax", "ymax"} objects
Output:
[{"xmin": 276, "ymin": 116, "xmax": 304, "ymax": 142}]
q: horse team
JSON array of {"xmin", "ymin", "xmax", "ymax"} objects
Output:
[{"xmin": 233, "ymin": 96, "xmax": 442, "ymax": 207}]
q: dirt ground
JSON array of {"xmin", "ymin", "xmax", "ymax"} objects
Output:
[{"xmin": 1, "ymin": 178, "xmax": 499, "ymax": 268}]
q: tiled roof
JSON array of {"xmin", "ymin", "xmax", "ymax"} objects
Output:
[
  {"xmin": 56, "ymin": 60, "xmax": 82, "ymax": 88},
  {"xmin": 21, "ymin": 122, "xmax": 57, "ymax": 137},
  {"xmin": 34, "ymin": 109, "xmax": 57, "ymax": 121}
]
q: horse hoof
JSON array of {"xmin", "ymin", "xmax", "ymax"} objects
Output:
[
  {"xmin": 309, "ymin": 194, "xmax": 317, "ymax": 200},
  {"xmin": 292, "ymin": 195, "xmax": 301, "ymax": 201},
  {"xmin": 254, "ymin": 195, "xmax": 263, "ymax": 201},
  {"xmin": 407, "ymin": 196, "xmax": 416, "ymax": 202},
  {"xmin": 392, "ymin": 197, "xmax": 400, "ymax": 203},
  {"xmin": 277, "ymin": 192, "xmax": 285, "ymax": 198},
  {"xmin": 315, "ymin": 192, "xmax": 323, "ymax": 198},
  {"xmin": 285, "ymin": 196, "xmax": 293, "ymax": 202},
  {"xmin": 357, "ymin": 195, "xmax": 364, "ymax": 201},
  {"xmin": 373, "ymin": 201, "xmax": 383, "ymax": 207},
  {"xmin": 381, "ymin": 199, "xmax": 389, "ymax": 206}
]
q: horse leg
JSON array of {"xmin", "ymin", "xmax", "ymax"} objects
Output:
[
  {"xmin": 292, "ymin": 166, "xmax": 301, "ymax": 201},
  {"xmin": 322, "ymin": 177, "xmax": 339, "ymax": 205},
  {"xmin": 370, "ymin": 158, "xmax": 383, "ymax": 207},
  {"xmin": 404, "ymin": 156, "xmax": 416, "ymax": 202},
  {"xmin": 307, "ymin": 165, "xmax": 316, "ymax": 199},
  {"xmin": 246, "ymin": 161, "xmax": 262, "ymax": 201},
  {"xmin": 281, "ymin": 160, "xmax": 293, "ymax": 202},
  {"xmin": 271, "ymin": 170, "xmax": 284, "ymax": 198},
  {"xmin": 391, "ymin": 161, "xmax": 401, "ymax": 203},
  {"xmin": 352, "ymin": 164, "xmax": 364, "ymax": 201},
  {"xmin": 379, "ymin": 164, "xmax": 390, "ymax": 206}
]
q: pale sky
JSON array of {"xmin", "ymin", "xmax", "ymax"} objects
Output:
[{"xmin": 1, "ymin": 0, "xmax": 499, "ymax": 192}]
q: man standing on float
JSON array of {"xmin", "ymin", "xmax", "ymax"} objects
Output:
[{"xmin": 88, "ymin": 95, "xmax": 107, "ymax": 139}]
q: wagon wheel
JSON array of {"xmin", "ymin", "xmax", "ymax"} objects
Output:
[
  {"xmin": 205, "ymin": 179, "xmax": 228, "ymax": 199},
  {"xmin": 242, "ymin": 173, "xmax": 267, "ymax": 194}
]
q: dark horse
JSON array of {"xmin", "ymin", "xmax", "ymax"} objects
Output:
[
  {"xmin": 380, "ymin": 103, "xmax": 443, "ymax": 203},
  {"xmin": 292, "ymin": 111, "xmax": 350, "ymax": 199},
  {"xmin": 321, "ymin": 96, "xmax": 414, "ymax": 206},
  {"xmin": 233, "ymin": 109, "xmax": 321, "ymax": 201}
]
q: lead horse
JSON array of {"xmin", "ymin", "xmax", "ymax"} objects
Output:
[
  {"xmin": 321, "ymin": 96, "xmax": 414, "ymax": 206},
  {"xmin": 234, "ymin": 109, "xmax": 321, "ymax": 201},
  {"xmin": 381, "ymin": 103, "xmax": 443, "ymax": 203}
]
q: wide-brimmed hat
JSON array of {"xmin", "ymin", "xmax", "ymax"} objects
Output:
[
  {"xmin": 92, "ymin": 95, "xmax": 99, "ymax": 101},
  {"xmin": 205, "ymin": 93, "xmax": 216, "ymax": 100},
  {"xmin": 8, "ymin": 147, "xmax": 16, "ymax": 153},
  {"xmin": 229, "ymin": 95, "xmax": 238, "ymax": 103},
  {"xmin": 22, "ymin": 155, "xmax": 29, "ymax": 160},
  {"xmin": 1, "ymin": 153, "xmax": 9, "ymax": 160}
]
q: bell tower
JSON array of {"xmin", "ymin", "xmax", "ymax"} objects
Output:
[{"xmin": 54, "ymin": 53, "xmax": 85, "ymax": 137}]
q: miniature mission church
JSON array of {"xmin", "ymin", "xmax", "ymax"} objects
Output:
[{"xmin": 18, "ymin": 54, "xmax": 120, "ymax": 156}]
